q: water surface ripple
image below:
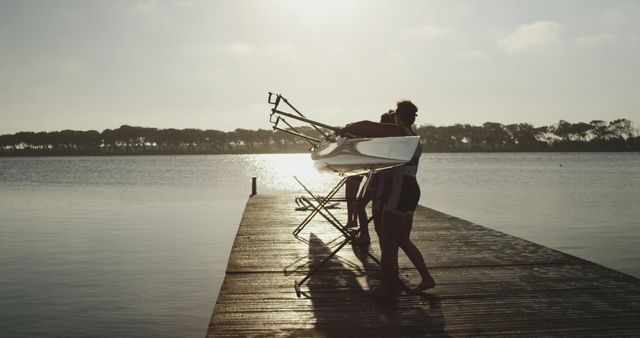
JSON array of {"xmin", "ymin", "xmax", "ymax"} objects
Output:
[{"xmin": 0, "ymin": 153, "xmax": 638, "ymax": 337}]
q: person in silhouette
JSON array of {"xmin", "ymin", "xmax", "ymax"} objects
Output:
[
  {"xmin": 340, "ymin": 101, "xmax": 436, "ymax": 295},
  {"xmin": 345, "ymin": 177, "xmax": 365, "ymax": 228},
  {"xmin": 346, "ymin": 110, "xmax": 396, "ymax": 246}
]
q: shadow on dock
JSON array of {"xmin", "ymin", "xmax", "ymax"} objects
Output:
[
  {"xmin": 298, "ymin": 233, "xmax": 449, "ymax": 337},
  {"xmin": 208, "ymin": 195, "xmax": 640, "ymax": 337}
]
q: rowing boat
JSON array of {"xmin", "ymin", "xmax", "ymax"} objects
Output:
[
  {"xmin": 267, "ymin": 93, "xmax": 421, "ymax": 176},
  {"xmin": 310, "ymin": 136, "xmax": 420, "ymax": 176}
]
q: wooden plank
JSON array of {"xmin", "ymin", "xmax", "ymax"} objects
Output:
[{"xmin": 208, "ymin": 195, "xmax": 640, "ymax": 337}]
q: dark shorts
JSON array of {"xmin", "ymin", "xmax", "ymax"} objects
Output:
[{"xmin": 381, "ymin": 174, "xmax": 420, "ymax": 214}]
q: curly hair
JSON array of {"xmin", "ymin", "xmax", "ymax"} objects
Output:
[{"xmin": 379, "ymin": 110, "xmax": 396, "ymax": 123}]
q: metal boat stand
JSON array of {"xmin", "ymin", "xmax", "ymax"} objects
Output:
[
  {"xmin": 292, "ymin": 176, "xmax": 349, "ymax": 239},
  {"xmin": 291, "ymin": 173, "xmax": 409, "ymax": 297}
]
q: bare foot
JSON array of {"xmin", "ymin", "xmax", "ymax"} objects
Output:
[{"xmin": 411, "ymin": 277, "xmax": 436, "ymax": 294}]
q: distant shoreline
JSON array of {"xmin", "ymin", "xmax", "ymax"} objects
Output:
[
  {"xmin": 1, "ymin": 148, "xmax": 637, "ymax": 157},
  {"xmin": 2, "ymin": 119, "xmax": 638, "ymax": 155}
]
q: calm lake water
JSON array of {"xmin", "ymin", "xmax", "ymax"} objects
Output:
[{"xmin": 1, "ymin": 153, "xmax": 638, "ymax": 337}]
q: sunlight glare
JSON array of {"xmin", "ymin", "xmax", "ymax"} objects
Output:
[
  {"xmin": 269, "ymin": 153, "xmax": 318, "ymax": 177},
  {"xmin": 247, "ymin": 153, "xmax": 341, "ymax": 194}
]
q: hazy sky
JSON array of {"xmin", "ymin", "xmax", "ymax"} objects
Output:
[{"xmin": 1, "ymin": 0, "xmax": 639, "ymax": 134}]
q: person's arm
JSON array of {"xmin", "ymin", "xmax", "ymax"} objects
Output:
[{"xmin": 339, "ymin": 120, "xmax": 405, "ymax": 138}]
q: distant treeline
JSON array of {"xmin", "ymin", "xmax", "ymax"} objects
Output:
[{"xmin": 0, "ymin": 118, "xmax": 638, "ymax": 156}]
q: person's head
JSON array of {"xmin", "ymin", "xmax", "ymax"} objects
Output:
[
  {"xmin": 394, "ymin": 100, "xmax": 418, "ymax": 126},
  {"xmin": 379, "ymin": 110, "xmax": 395, "ymax": 123}
]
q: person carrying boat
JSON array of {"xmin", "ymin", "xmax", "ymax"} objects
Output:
[
  {"xmin": 346, "ymin": 110, "xmax": 397, "ymax": 245},
  {"xmin": 339, "ymin": 100, "xmax": 436, "ymax": 295}
]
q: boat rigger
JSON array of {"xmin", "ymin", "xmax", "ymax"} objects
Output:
[{"xmin": 267, "ymin": 92, "xmax": 418, "ymax": 176}]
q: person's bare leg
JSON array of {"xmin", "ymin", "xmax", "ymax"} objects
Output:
[
  {"xmin": 345, "ymin": 178, "xmax": 359, "ymax": 227},
  {"xmin": 369, "ymin": 175, "xmax": 382, "ymax": 245},
  {"xmin": 400, "ymin": 241, "xmax": 435, "ymax": 292},
  {"xmin": 380, "ymin": 210, "xmax": 401, "ymax": 293},
  {"xmin": 374, "ymin": 206, "xmax": 398, "ymax": 271},
  {"xmin": 372, "ymin": 205, "xmax": 382, "ymax": 243},
  {"xmin": 356, "ymin": 199, "xmax": 370, "ymax": 244},
  {"xmin": 397, "ymin": 213, "xmax": 435, "ymax": 292}
]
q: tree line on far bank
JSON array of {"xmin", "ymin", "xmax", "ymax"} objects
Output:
[{"xmin": 0, "ymin": 118, "xmax": 638, "ymax": 156}]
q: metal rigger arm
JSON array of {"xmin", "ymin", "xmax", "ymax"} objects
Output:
[{"xmin": 267, "ymin": 92, "xmax": 355, "ymax": 146}]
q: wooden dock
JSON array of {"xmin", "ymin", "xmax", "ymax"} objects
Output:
[{"xmin": 207, "ymin": 194, "xmax": 640, "ymax": 337}]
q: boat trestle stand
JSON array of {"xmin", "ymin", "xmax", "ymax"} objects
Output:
[{"xmin": 291, "ymin": 173, "xmax": 409, "ymax": 298}]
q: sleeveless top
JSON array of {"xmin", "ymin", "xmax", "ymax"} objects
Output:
[
  {"xmin": 393, "ymin": 126, "xmax": 421, "ymax": 177},
  {"xmin": 376, "ymin": 126, "xmax": 422, "ymax": 213}
]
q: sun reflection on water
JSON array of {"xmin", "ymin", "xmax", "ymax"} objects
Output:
[{"xmin": 246, "ymin": 153, "xmax": 341, "ymax": 194}]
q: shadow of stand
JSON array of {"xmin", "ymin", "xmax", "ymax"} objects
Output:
[{"xmin": 292, "ymin": 233, "xmax": 449, "ymax": 337}]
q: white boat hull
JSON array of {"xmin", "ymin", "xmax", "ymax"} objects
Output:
[{"xmin": 310, "ymin": 136, "xmax": 420, "ymax": 176}]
